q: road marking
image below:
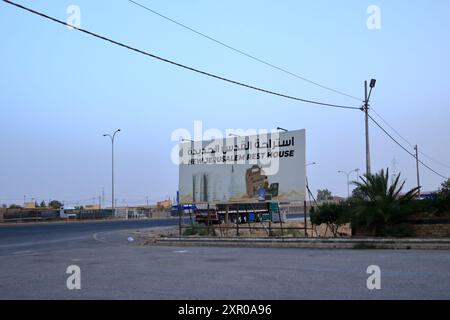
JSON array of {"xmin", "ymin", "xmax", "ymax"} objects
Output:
[
  {"xmin": 174, "ymin": 250, "xmax": 189, "ymax": 254},
  {"xmin": 12, "ymin": 250, "xmax": 34, "ymax": 255},
  {"xmin": 0, "ymin": 236, "xmax": 88, "ymax": 249}
]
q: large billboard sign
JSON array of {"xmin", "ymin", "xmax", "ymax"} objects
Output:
[{"xmin": 178, "ymin": 129, "xmax": 306, "ymax": 204}]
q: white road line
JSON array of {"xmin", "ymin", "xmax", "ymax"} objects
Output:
[
  {"xmin": 0, "ymin": 236, "xmax": 88, "ymax": 249},
  {"xmin": 174, "ymin": 250, "xmax": 189, "ymax": 254}
]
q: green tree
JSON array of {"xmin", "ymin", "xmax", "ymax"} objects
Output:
[
  {"xmin": 424, "ymin": 178, "xmax": 450, "ymax": 215},
  {"xmin": 49, "ymin": 200, "xmax": 63, "ymax": 209},
  {"xmin": 9, "ymin": 204, "xmax": 22, "ymax": 209},
  {"xmin": 40, "ymin": 201, "xmax": 47, "ymax": 208},
  {"xmin": 317, "ymin": 189, "xmax": 333, "ymax": 201},
  {"xmin": 440, "ymin": 178, "xmax": 450, "ymax": 194},
  {"xmin": 351, "ymin": 186, "xmax": 366, "ymax": 200},
  {"xmin": 351, "ymin": 168, "xmax": 419, "ymax": 234},
  {"xmin": 310, "ymin": 202, "xmax": 351, "ymax": 237}
]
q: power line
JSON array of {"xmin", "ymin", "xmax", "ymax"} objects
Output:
[
  {"xmin": 368, "ymin": 114, "xmax": 449, "ymax": 180},
  {"xmin": 371, "ymin": 107, "xmax": 450, "ymax": 170},
  {"xmin": 419, "ymin": 152, "xmax": 450, "ymax": 170},
  {"xmin": 5, "ymin": 1, "xmax": 447, "ymax": 181},
  {"xmin": 3, "ymin": 0, "xmax": 359, "ymax": 111},
  {"xmin": 368, "ymin": 114, "xmax": 415, "ymax": 157},
  {"xmin": 126, "ymin": 0, "xmax": 450, "ymax": 173},
  {"xmin": 127, "ymin": 0, "xmax": 363, "ymax": 102},
  {"xmin": 370, "ymin": 108, "xmax": 415, "ymax": 148}
]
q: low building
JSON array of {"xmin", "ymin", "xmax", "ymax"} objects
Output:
[
  {"xmin": 85, "ymin": 204, "xmax": 101, "ymax": 210},
  {"xmin": 157, "ymin": 199, "xmax": 172, "ymax": 209},
  {"xmin": 23, "ymin": 202, "xmax": 36, "ymax": 209}
]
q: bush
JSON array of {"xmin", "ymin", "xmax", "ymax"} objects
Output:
[
  {"xmin": 182, "ymin": 225, "xmax": 216, "ymax": 237},
  {"xmin": 310, "ymin": 202, "xmax": 351, "ymax": 237},
  {"xmin": 350, "ymin": 169, "xmax": 419, "ymax": 234},
  {"xmin": 426, "ymin": 194, "xmax": 450, "ymax": 216},
  {"xmin": 271, "ymin": 228, "xmax": 305, "ymax": 238}
]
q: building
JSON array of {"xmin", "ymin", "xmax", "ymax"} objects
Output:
[
  {"xmin": 85, "ymin": 204, "xmax": 101, "ymax": 210},
  {"xmin": 23, "ymin": 202, "xmax": 36, "ymax": 209},
  {"xmin": 157, "ymin": 199, "xmax": 172, "ymax": 209}
]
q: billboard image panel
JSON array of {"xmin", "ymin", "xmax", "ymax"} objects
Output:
[{"xmin": 179, "ymin": 129, "xmax": 306, "ymax": 204}]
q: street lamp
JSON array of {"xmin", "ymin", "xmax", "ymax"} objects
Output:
[
  {"xmin": 276, "ymin": 127, "xmax": 288, "ymax": 132},
  {"xmin": 181, "ymin": 138, "xmax": 194, "ymax": 142},
  {"xmin": 103, "ymin": 129, "xmax": 121, "ymax": 217},
  {"xmin": 338, "ymin": 169, "xmax": 360, "ymax": 198},
  {"xmin": 363, "ymin": 79, "xmax": 377, "ymax": 176}
]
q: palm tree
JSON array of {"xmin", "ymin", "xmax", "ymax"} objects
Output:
[{"xmin": 350, "ymin": 168, "xmax": 419, "ymax": 234}]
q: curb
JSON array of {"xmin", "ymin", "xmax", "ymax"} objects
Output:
[{"xmin": 150, "ymin": 237, "xmax": 450, "ymax": 250}]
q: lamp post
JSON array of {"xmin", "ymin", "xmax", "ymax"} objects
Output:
[
  {"xmin": 338, "ymin": 169, "xmax": 360, "ymax": 198},
  {"xmin": 363, "ymin": 79, "xmax": 376, "ymax": 176},
  {"xmin": 103, "ymin": 129, "xmax": 121, "ymax": 217},
  {"xmin": 277, "ymin": 127, "xmax": 289, "ymax": 132}
]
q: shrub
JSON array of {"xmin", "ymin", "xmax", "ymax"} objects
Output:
[
  {"xmin": 310, "ymin": 202, "xmax": 351, "ymax": 237},
  {"xmin": 349, "ymin": 169, "xmax": 419, "ymax": 235},
  {"xmin": 182, "ymin": 225, "xmax": 216, "ymax": 237}
]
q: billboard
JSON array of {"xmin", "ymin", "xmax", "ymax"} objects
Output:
[{"xmin": 178, "ymin": 129, "xmax": 306, "ymax": 204}]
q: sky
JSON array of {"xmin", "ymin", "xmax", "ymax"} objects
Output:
[{"xmin": 1, "ymin": 0, "xmax": 450, "ymax": 206}]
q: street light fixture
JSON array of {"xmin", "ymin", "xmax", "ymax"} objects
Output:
[
  {"xmin": 103, "ymin": 129, "xmax": 121, "ymax": 216},
  {"xmin": 277, "ymin": 127, "xmax": 289, "ymax": 132},
  {"xmin": 181, "ymin": 138, "xmax": 194, "ymax": 142},
  {"xmin": 338, "ymin": 169, "xmax": 360, "ymax": 198}
]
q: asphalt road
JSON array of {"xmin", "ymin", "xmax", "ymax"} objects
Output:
[
  {"xmin": 0, "ymin": 219, "xmax": 180, "ymax": 256},
  {"xmin": 0, "ymin": 219, "xmax": 449, "ymax": 300}
]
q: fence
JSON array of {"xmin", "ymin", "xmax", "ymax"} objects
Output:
[
  {"xmin": 0, "ymin": 209, "xmax": 114, "ymax": 223},
  {"xmin": 178, "ymin": 211, "xmax": 316, "ymax": 238},
  {"xmin": 1, "ymin": 209, "xmax": 60, "ymax": 223}
]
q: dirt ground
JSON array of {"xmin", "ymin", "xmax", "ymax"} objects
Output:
[
  {"xmin": 138, "ymin": 222, "xmax": 352, "ymax": 242},
  {"xmin": 207, "ymin": 221, "xmax": 352, "ymax": 238}
]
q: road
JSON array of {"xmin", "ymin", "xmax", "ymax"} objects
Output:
[{"xmin": 0, "ymin": 219, "xmax": 449, "ymax": 300}]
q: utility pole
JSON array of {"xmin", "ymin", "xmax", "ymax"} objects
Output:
[
  {"xmin": 363, "ymin": 79, "xmax": 377, "ymax": 177},
  {"xmin": 414, "ymin": 145, "xmax": 421, "ymax": 197},
  {"xmin": 364, "ymin": 81, "xmax": 371, "ymax": 177}
]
